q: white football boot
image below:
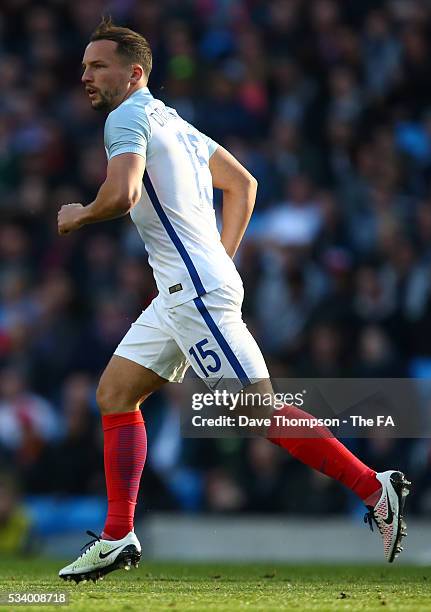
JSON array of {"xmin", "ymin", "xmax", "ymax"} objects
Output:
[
  {"xmin": 364, "ymin": 470, "xmax": 411, "ymax": 562},
  {"xmin": 59, "ymin": 530, "xmax": 141, "ymax": 583}
]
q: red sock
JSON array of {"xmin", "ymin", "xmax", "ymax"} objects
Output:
[
  {"xmin": 267, "ymin": 405, "xmax": 381, "ymax": 505},
  {"xmin": 102, "ymin": 410, "xmax": 147, "ymax": 540}
]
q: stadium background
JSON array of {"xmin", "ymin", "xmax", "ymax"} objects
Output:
[{"xmin": 1, "ymin": 0, "xmax": 431, "ymax": 559}]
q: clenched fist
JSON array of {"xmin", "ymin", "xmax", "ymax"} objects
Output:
[{"xmin": 58, "ymin": 203, "xmax": 85, "ymax": 235}]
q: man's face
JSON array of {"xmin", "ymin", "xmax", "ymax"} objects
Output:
[{"xmin": 81, "ymin": 40, "xmax": 132, "ymax": 112}]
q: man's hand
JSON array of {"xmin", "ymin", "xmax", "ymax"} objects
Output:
[{"xmin": 58, "ymin": 203, "xmax": 85, "ymax": 235}]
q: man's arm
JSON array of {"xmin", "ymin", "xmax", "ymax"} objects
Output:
[
  {"xmin": 58, "ymin": 153, "xmax": 145, "ymax": 234},
  {"xmin": 209, "ymin": 146, "xmax": 257, "ymax": 258}
]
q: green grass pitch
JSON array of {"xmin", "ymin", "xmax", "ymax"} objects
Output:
[{"xmin": 0, "ymin": 557, "xmax": 430, "ymax": 611}]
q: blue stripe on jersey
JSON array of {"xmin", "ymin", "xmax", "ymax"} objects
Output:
[
  {"xmin": 193, "ymin": 296, "xmax": 251, "ymax": 386},
  {"xmin": 143, "ymin": 171, "xmax": 206, "ymax": 296}
]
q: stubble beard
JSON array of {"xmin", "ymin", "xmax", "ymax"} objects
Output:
[{"xmin": 91, "ymin": 87, "xmax": 122, "ymax": 113}]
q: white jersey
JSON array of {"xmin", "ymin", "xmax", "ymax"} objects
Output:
[{"xmin": 104, "ymin": 87, "xmax": 242, "ymax": 307}]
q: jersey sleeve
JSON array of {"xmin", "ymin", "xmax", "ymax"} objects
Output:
[
  {"xmin": 198, "ymin": 130, "xmax": 219, "ymax": 158},
  {"xmin": 104, "ymin": 104, "xmax": 151, "ymax": 160}
]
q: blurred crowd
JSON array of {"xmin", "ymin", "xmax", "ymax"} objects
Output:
[{"xmin": 1, "ymin": 0, "xmax": 431, "ymax": 535}]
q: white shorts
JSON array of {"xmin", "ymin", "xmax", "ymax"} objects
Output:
[{"xmin": 114, "ymin": 283, "xmax": 269, "ymax": 390}]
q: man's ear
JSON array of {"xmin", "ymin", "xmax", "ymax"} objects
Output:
[{"xmin": 130, "ymin": 64, "xmax": 144, "ymax": 83}]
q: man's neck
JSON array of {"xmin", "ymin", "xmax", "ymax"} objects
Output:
[{"xmin": 121, "ymin": 83, "xmax": 147, "ymax": 104}]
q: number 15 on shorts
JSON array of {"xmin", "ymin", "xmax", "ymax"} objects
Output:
[{"xmin": 189, "ymin": 339, "xmax": 221, "ymax": 377}]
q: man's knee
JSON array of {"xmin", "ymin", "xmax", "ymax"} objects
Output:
[
  {"xmin": 96, "ymin": 378, "xmax": 142, "ymax": 415},
  {"xmin": 96, "ymin": 356, "xmax": 167, "ymax": 415}
]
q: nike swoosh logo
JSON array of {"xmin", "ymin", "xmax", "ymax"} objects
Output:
[
  {"xmin": 99, "ymin": 545, "xmax": 123, "ymax": 559},
  {"xmin": 383, "ymin": 492, "xmax": 394, "ymax": 525},
  {"xmin": 208, "ymin": 376, "xmax": 224, "ymax": 391}
]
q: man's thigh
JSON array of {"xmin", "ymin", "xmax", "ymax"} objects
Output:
[{"xmin": 98, "ymin": 298, "xmax": 190, "ymax": 413}]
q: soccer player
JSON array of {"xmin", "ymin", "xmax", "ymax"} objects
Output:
[{"xmin": 57, "ymin": 18, "xmax": 410, "ymax": 583}]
